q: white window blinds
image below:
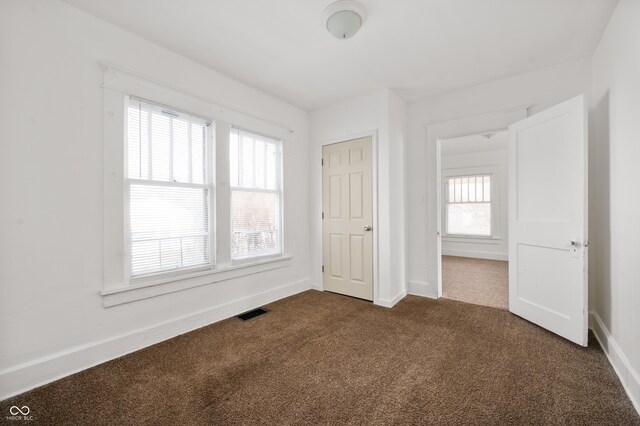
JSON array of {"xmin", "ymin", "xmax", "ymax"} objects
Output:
[
  {"xmin": 127, "ymin": 97, "xmax": 214, "ymax": 277},
  {"xmin": 230, "ymin": 127, "xmax": 282, "ymax": 260}
]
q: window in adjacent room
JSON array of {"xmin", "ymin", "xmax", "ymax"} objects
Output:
[
  {"xmin": 229, "ymin": 127, "xmax": 282, "ymax": 261},
  {"xmin": 126, "ymin": 97, "xmax": 214, "ymax": 277},
  {"xmin": 446, "ymin": 175, "xmax": 492, "ymax": 236}
]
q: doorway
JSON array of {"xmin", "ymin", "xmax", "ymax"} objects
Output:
[
  {"xmin": 438, "ymin": 130, "xmax": 509, "ymax": 310},
  {"xmin": 322, "ymin": 136, "xmax": 374, "ymax": 301}
]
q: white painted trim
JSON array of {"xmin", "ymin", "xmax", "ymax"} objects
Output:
[
  {"xmin": 407, "ymin": 280, "xmax": 437, "ymax": 299},
  {"xmin": 430, "ymin": 106, "xmax": 529, "ymax": 299},
  {"xmin": 441, "ymin": 249, "xmax": 508, "ymax": 261},
  {"xmin": 101, "ymin": 256, "xmax": 293, "ymax": 307},
  {"xmin": 442, "ymin": 236, "xmax": 501, "ymax": 245},
  {"xmin": 100, "ymin": 61, "xmax": 294, "ymax": 137},
  {"xmin": 310, "ymin": 283, "xmax": 323, "ymax": 291},
  {"xmin": 589, "ymin": 311, "xmax": 640, "ymax": 415},
  {"xmin": 318, "ymin": 130, "xmax": 379, "ymax": 305},
  {"xmin": 0, "ymin": 278, "xmax": 310, "ymax": 401},
  {"xmin": 422, "ymin": 105, "xmax": 530, "ymax": 128},
  {"xmin": 377, "ymin": 290, "xmax": 407, "ymax": 308}
]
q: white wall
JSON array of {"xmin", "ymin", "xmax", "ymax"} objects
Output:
[
  {"xmin": 441, "ymin": 146, "xmax": 508, "ymax": 261},
  {"xmin": 309, "ymin": 89, "xmax": 408, "ymax": 306},
  {"xmin": 388, "ymin": 90, "xmax": 408, "ymax": 303},
  {"xmin": 0, "ymin": 0, "xmax": 310, "ymax": 399},
  {"xmin": 406, "ymin": 57, "xmax": 592, "ymax": 297},
  {"xmin": 590, "ymin": 0, "xmax": 640, "ymax": 410}
]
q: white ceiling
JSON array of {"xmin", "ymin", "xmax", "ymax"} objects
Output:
[
  {"xmin": 441, "ymin": 130, "xmax": 508, "ymax": 155},
  {"xmin": 63, "ymin": 0, "xmax": 617, "ymax": 110}
]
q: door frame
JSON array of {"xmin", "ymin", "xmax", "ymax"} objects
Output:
[
  {"xmin": 319, "ymin": 130, "xmax": 379, "ymax": 305},
  {"xmin": 426, "ymin": 107, "xmax": 529, "ymax": 298}
]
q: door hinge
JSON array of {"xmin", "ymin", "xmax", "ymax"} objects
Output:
[
  {"xmin": 322, "ymin": 265, "xmax": 324, "ymax": 273},
  {"xmin": 321, "ymin": 158, "xmax": 324, "ymax": 166},
  {"xmin": 322, "ymin": 212, "xmax": 324, "ymax": 219}
]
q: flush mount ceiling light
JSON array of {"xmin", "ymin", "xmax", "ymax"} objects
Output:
[
  {"xmin": 323, "ymin": 1, "xmax": 367, "ymax": 40},
  {"xmin": 481, "ymin": 132, "xmax": 497, "ymax": 139}
]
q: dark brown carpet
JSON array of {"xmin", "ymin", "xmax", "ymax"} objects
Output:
[
  {"xmin": 442, "ymin": 255, "xmax": 509, "ymax": 310},
  {"xmin": 1, "ymin": 291, "xmax": 638, "ymax": 425}
]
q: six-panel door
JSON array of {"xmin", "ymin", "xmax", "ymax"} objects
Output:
[{"xmin": 322, "ymin": 137, "xmax": 373, "ymax": 301}]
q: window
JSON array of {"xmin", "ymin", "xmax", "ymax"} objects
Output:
[
  {"xmin": 446, "ymin": 175, "xmax": 491, "ymax": 236},
  {"xmin": 126, "ymin": 97, "xmax": 214, "ymax": 277},
  {"xmin": 230, "ymin": 127, "xmax": 282, "ymax": 260}
]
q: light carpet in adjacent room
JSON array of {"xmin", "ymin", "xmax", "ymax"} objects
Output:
[{"xmin": 442, "ymin": 255, "xmax": 509, "ymax": 310}]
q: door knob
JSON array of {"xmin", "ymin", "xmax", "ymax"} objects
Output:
[{"xmin": 364, "ymin": 225, "xmax": 372, "ymax": 231}]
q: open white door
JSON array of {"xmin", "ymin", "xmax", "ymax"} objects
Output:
[{"xmin": 508, "ymin": 95, "xmax": 588, "ymax": 346}]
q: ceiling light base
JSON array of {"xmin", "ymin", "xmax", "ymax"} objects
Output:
[{"xmin": 323, "ymin": 1, "xmax": 367, "ymax": 40}]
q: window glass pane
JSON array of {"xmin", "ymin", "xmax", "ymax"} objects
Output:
[
  {"xmin": 469, "ymin": 177, "xmax": 476, "ymax": 202},
  {"xmin": 448, "ymin": 180, "xmax": 454, "ymax": 202},
  {"xmin": 231, "ymin": 190, "xmax": 280, "ymax": 259},
  {"xmin": 151, "ymin": 112, "xmax": 171, "ymax": 181},
  {"xmin": 483, "ymin": 176, "xmax": 491, "ymax": 202},
  {"xmin": 476, "ymin": 177, "xmax": 483, "ymax": 202},
  {"xmin": 230, "ymin": 130, "xmax": 239, "ymax": 187},
  {"xmin": 172, "ymin": 118, "xmax": 189, "ymax": 183},
  {"xmin": 241, "ymin": 135, "xmax": 254, "ymax": 187},
  {"xmin": 128, "ymin": 105, "xmax": 141, "ymax": 179},
  {"xmin": 255, "ymin": 139, "xmax": 265, "ymax": 189},
  {"xmin": 454, "ymin": 178, "xmax": 462, "ymax": 203},
  {"xmin": 447, "ymin": 203, "xmax": 491, "ymax": 236},
  {"xmin": 266, "ymin": 143, "xmax": 277, "ymax": 190},
  {"xmin": 191, "ymin": 124, "xmax": 205, "ymax": 184},
  {"xmin": 461, "ymin": 178, "xmax": 469, "ymax": 202},
  {"xmin": 129, "ymin": 184, "xmax": 211, "ymax": 276}
]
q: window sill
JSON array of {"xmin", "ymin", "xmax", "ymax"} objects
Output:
[
  {"xmin": 442, "ymin": 235, "xmax": 501, "ymax": 244},
  {"xmin": 100, "ymin": 255, "xmax": 292, "ymax": 307}
]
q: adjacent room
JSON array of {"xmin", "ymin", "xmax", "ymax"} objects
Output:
[
  {"xmin": 440, "ymin": 131, "xmax": 509, "ymax": 310},
  {"xmin": 1, "ymin": 0, "xmax": 639, "ymax": 424}
]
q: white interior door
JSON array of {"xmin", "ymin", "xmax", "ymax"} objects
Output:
[
  {"xmin": 322, "ymin": 137, "xmax": 373, "ymax": 301},
  {"xmin": 508, "ymin": 95, "xmax": 588, "ymax": 346}
]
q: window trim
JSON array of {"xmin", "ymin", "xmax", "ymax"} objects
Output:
[
  {"xmin": 101, "ymin": 62, "xmax": 292, "ymax": 306},
  {"xmin": 442, "ymin": 171, "xmax": 499, "ymax": 239}
]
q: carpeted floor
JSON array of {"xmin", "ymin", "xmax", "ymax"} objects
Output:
[
  {"xmin": 1, "ymin": 291, "xmax": 638, "ymax": 425},
  {"xmin": 442, "ymin": 255, "xmax": 509, "ymax": 310}
]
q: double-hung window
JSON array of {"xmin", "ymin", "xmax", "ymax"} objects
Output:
[
  {"xmin": 126, "ymin": 97, "xmax": 214, "ymax": 277},
  {"xmin": 229, "ymin": 127, "xmax": 282, "ymax": 261},
  {"xmin": 446, "ymin": 175, "xmax": 492, "ymax": 236}
]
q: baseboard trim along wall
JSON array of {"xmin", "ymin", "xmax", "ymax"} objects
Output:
[
  {"xmin": 377, "ymin": 290, "xmax": 407, "ymax": 308},
  {"xmin": 589, "ymin": 311, "xmax": 640, "ymax": 415},
  {"xmin": 309, "ymin": 283, "xmax": 323, "ymax": 291},
  {"xmin": 442, "ymin": 249, "xmax": 508, "ymax": 261},
  {"xmin": 0, "ymin": 278, "xmax": 311, "ymax": 401},
  {"xmin": 407, "ymin": 280, "xmax": 438, "ymax": 299}
]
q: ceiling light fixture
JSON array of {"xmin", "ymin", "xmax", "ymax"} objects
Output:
[
  {"xmin": 481, "ymin": 132, "xmax": 497, "ymax": 139},
  {"xmin": 323, "ymin": 1, "xmax": 367, "ymax": 40}
]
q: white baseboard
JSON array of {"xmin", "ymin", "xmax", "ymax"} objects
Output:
[
  {"xmin": 442, "ymin": 249, "xmax": 507, "ymax": 261},
  {"xmin": 0, "ymin": 278, "xmax": 311, "ymax": 401},
  {"xmin": 309, "ymin": 282, "xmax": 323, "ymax": 291},
  {"xmin": 408, "ymin": 280, "xmax": 438, "ymax": 299},
  {"xmin": 377, "ymin": 290, "xmax": 407, "ymax": 308},
  {"xmin": 589, "ymin": 311, "xmax": 640, "ymax": 415}
]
